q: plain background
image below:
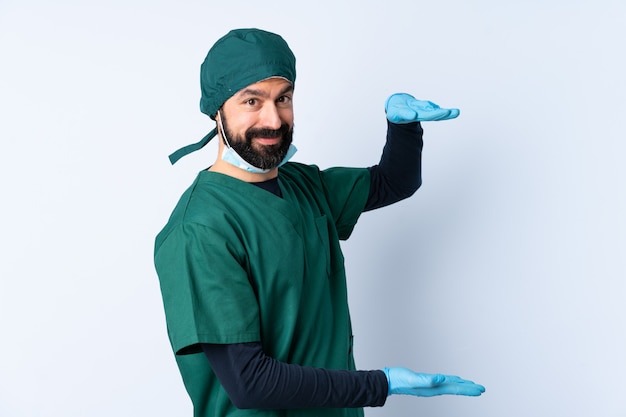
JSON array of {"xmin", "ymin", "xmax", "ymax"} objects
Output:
[{"xmin": 1, "ymin": 1, "xmax": 624, "ymax": 416}]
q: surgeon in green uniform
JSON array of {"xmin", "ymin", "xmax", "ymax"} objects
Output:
[{"xmin": 154, "ymin": 28, "xmax": 485, "ymax": 417}]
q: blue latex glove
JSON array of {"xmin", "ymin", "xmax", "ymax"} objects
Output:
[
  {"xmin": 383, "ymin": 367, "xmax": 485, "ymax": 397},
  {"xmin": 385, "ymin": 93, "xmax": 460, "ymax": 123}
]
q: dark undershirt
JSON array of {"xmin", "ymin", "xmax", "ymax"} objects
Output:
[{"xmin": 202, "ymin": 121, "xmax": 423, "ymax": 409}]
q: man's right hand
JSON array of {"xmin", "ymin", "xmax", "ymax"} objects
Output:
[{"xmin": 383, "ymin": 367, "xmax": 485, "ymax": 397}]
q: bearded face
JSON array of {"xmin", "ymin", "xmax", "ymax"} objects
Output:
[{"xmin": 220, "ymin": 112, "xmax": 294, "ymax": 170}]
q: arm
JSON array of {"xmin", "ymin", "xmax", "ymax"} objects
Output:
[
  {"xmin": 203, "ymin": 343, "xmax": 485, "ymax": 410},
  {"xmin": 202, "ymin": 342, "xmax": 387, "ymax": 409},
  {"xmin": 365, "ymin": 120, "xmax": 423, "ymax": 211},
  {"xmin": 365, "ymin": 93, "xmax": 460, "ymax": 211}
]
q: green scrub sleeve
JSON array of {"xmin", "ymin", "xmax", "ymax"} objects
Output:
[
  {"xmin": 154, "ymin": 223, "xmax": 261, "ymax": 355},
  {"xmin": 319, "ymin": 166, "xmax": 371, "ymax": 240}
]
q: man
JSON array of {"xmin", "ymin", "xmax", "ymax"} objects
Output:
[{"xmin": 154, "ymin": 28, "xmax": 484, "ymax": 417}]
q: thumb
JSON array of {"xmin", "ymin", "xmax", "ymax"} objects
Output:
[{"xmin": 430, "ymin": 374, "xmax": 446, "ymax": 385}]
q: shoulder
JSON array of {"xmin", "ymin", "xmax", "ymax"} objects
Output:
[
  {"xmin": 154, "ymin": 171, "xmax": 247, "ymax": 251},
  {"xmin": 279, "ymin": 162, "xmax": 369, "ymax": 186},
  {"xmin": 278, "ymin": 161, "xmax": 322, "ymax": 179}
]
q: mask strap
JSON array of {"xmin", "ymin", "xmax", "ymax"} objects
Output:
[
  {"xmin": 216, "ymin": 110, "xmax": 233, "ymax": 150},
  {"xmin": 168, "ymin": 127, "xmax": 217, "ymax": 165}
]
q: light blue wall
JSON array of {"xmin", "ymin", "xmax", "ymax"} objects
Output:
[{"xmin": 1, "ymin": 1, "xmax": 624, "ymax": 416}]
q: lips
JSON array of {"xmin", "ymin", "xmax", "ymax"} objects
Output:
[
  {"xmin": 246, "ymin": 124, "xmax": 290, "ymax": 144},
  {"xmin": 256, "ymin": 137, "xmax": 281, "ymax": 145}
]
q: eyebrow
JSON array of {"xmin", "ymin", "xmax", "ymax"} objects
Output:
[{"xmin": 237, "ymin": 84, "xmax": 294, "ymax": 99}]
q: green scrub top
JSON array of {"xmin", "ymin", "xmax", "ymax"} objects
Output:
[{"xmin": 154, "ymin": 162, "xmax": 371, "ymax": 417}]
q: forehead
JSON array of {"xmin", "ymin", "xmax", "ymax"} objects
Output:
[{"xmin": 232, "ymin": 77, "xmax": 293, "ymax": 99}]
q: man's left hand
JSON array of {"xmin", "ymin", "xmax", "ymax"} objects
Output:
[{"xmin": 385, "ymin": 93, "xmax": 460, "ymax": 123}]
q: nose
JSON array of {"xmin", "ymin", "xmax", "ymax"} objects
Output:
[{"xmin": 259, "ymin": 103, "xmax": 282, "ymax": 130}]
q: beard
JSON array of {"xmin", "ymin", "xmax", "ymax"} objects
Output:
[{"xmin": 221, "ymin": 114, "xmax": 294, "ymax": 170}]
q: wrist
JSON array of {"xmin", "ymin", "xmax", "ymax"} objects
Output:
[{"xmin": 382, "ymin": 367, "xmax": 392, "ymax": 396}]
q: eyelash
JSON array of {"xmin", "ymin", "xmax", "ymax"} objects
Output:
[{"xmin": 245, "ymin": 96, "xmax": 292, "ymax": 106}]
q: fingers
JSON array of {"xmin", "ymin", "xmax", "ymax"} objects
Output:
[
  {"xmin": 413, "ymin": 105, "xmax": 460, "ymax": 121},
  {"xmin": 407, "ymin": 99, "xmax": 440, "ymax": 112},
  {"xmin": 422, "ymin": 108, "xmax": 455, "ymax": 121},
  {"xmin": 406, "ymin": 99, "xmax": 460, "ymax": 121},
  {"xmin": 424, "ymin": 107, "xmax": 459, "ymax": 120},
  {"xmin": 434, "ymin": 381, "xmax": 486, "ymax": 396},
  {"xmin": 436, "ymin": 375, "xmax": 486, "ymax": 396},
  {"xmin": 447, "ymin": 108, "xmax": 460, "ymax": 119},
  {"xmin": 413, "ymin": 373, "xmax": 486, "ymax": 397}
]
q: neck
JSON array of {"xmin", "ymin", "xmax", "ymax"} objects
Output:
[{"xmin": 208, "ymin": 158, "xmax": 279, "ymax": 182}]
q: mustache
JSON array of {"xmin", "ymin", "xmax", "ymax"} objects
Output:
[{"xmin": 245, "ymin": 123, "xmax": 291, "ymax": 141}]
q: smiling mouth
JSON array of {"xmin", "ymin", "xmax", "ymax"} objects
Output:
[{"xmin": 253, "ymin": 137, "xmax": 281, "ymax": 146}]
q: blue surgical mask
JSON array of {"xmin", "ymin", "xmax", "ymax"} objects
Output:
[{"xmin": 217, "ymin": 111, "xmax": 297, "ymax": 173}]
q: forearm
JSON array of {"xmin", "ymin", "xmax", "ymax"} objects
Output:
[
  {"xmin": 365, "ymin": 120, "xmax": 423, "ymax": 211},
  {"xmin": 202, "ymin": 342, "xmax": 388, "ymax": 410}
]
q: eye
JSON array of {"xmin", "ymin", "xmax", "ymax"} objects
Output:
[
  {"xmin": 246, "ymin": 98, "xmax": 258, "ymax": 106},
  {"xmin": 277, "ymin": 95, "xmax": 293, "ymax": 105}
]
